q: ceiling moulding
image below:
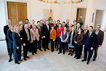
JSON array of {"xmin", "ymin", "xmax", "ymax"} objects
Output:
[{"xmin": 39, "ymin": 0, "xmax": 83, "ymax": 4}]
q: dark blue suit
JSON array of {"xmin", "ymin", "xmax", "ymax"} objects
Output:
[
  {"xmin": 12, "ymin": 32, "xmax": 19, "ymax": 63},
  {"xmin": 83, "ymin": 31, "xmax": 96, "ymax": 62},
  {"xmin": 7, "ymin": 30, "xmax": 13, "ymax": 60}
]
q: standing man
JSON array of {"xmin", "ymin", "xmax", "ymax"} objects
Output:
[
  {"xmin": 4, "ymin": 19, "xmax": 11, "ymax": 55},
  {"xmin": 22, "ymin": 24, "xmax": 30, "ymax": 60},
  {"xmin": 93, "ymin": 25, "xmax": 104, "ymax": 61},
  {"xmin": 82, "ymin": 26, "xmax": 96, "ymax": 64},
  {"xmin": 41, "ymin": 20, "xmax": 50, "ymax": 51}
]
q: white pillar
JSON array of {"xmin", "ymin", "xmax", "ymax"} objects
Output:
[
  {"xmin": 0, "ymin": 0, "xmax": 7, "ymax": 40},
  {"xmin": 85, "ymin": 0, "xmax": 96, "ymax": 26}
]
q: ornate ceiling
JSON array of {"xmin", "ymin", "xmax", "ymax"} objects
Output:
[{"xmin": 39, "ymin": 0, "xmax": 83, "ymax": 4}]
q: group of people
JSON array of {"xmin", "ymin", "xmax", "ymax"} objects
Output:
[{"xmin": 4, "ymin": 19, "xmax": 104, "ymax": 64}]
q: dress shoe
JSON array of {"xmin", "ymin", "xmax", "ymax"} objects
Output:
[
  {"xmin": 93, "ymin": 58, "xmax": 96, "ymax": 61},
  {"xmin": 58, "ymin": 52, "xmax": 61, "ymax": 54},
  {"xmin": 39, "ymin": 49, "xmax": 42, "ymax": 51},
  {"xmin": 16, "ymin": 62, "xmax": 20, "ymax": 64},
  {"xmin": 87, "ymin": 61, "xmax": 89, "ymax": 64},
  {"xmin": 26, "ymin": 56, "xmax": 30, "ymax": 59},
  {"xmin": 76, "ymin": 57, "xmax": 80, "ymax": 59},
  {"xmin": 8, "ymin": 59, "xmax": 13, "ymax": 62},
  {"xmin": 82, "ymin": 59, "xmax": 86, "ymax": 62},
  {"xmin": 68, "ymin": 53, "xmax": 71, "ymax": 55},
  {"xmin": 24, "ymin": 58, "xmax": 27, "ymax": 61}
]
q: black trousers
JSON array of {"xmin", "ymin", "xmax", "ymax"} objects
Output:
[
  {"xmin": 17, "ymin": 45, "xmax": 21, "ymax": 60},
  {"xmin": 32, "ymin": 40, "xmax": 37, "ymax": 54},
  {"xmin": 42, "ymin": 38, "xmax": 49, "ymax": 51},
  {"xmin": 37, "ymin": 39, "xmax": 42, "ymax": 50},
  {"xmin": 59, "ymin": 42, "xmax": 67, "ymax": 54},
  {"xmin": 50, "ymin": 40, "xmax": 55, "ymax": 52},
  {"xmin": 75, "ymin": 44, "xmax": 82, "ymax": 58},
  {"xmin": 93, "ymin": 46, "xmax": 99, "ymax": 59},
  {"xmin": 84, "ymin": 46, "xmax": 93, "ymax": 62},
  {"xmin": 23, "ymin": 42, "xmax": 28, "ymax": 59},
  {"xmin": 6, "ymin": 39, "xmax": 10, "ymax": 55}
]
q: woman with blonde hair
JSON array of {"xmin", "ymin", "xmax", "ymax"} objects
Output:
[
  {"xmin": 68, "ymin": 26, "xmax": 76, "ymax": 56},
  {"xmin": 30, "ymin": 24, "xmax": 39, "ymax": 55},
  {"xmin": 7, "ymin": 26, "xmax": 14, "ymax": 62},
  {"xmin": 12, "ymin": 26, "xmax": 22, "ymax": 64}
]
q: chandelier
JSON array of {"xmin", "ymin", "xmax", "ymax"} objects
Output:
[{"xmin": 39, "ymin": 0, "xmax": 83, "ymax": 4}]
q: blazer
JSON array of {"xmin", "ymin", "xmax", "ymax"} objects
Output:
[
  {"xmin": 56, "ymin": 27, "xmax": 63, "ymax": 37},
  {"xmin": 94, "ymin": 30, "xmax": 104, "ymax": 46},
  {"xmin": 84, "ymin": 31, "xmax": 97, "ymax": 48},
  {"xmin": 50, "ymin": 29, "xmax": 56, "ymax": 40},
  {"xmin": 12, "ymin": 32, "xmax": 21, "ymax": 47},
  {"xmin": 7, "ymin": 30, "xmax": 13, "ymax": 48},
  {"xmin": 74, "ymin": 32, "xmax": 84, "ymax": 45},
  {"xmin": 4, "ymin": 25, "xmax": 9, "ymax": 40},
  {"xmin": 41, "ymin": 24, "xmax": 50, "ymax": 39},
  {"xmin": 21, "ymin": 28, "xmax": 31, "ymax": 44},
  {"xmin": 30, "ymin": 28, "xmax": 39, "ymax": 41},
  {"xmin": 68, "ymin": 31, "xmax": 75, "ymax": 45}
]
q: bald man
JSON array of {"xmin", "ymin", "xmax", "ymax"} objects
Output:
[{"xmin": 4, "ymin": 19, "xmax": 11, "ymax": 55}]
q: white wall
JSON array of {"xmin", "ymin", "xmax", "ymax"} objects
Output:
[
  {"xmin": 0, "ymin": 0, "xmax": 7, "ymax": 40},
  {"xmin": 1, "ymin": 0, "xmax": 106, "ymax": 40},
  {"xmin": 85, "ymin": 0, "xmax": 106, "ymax": 31}
]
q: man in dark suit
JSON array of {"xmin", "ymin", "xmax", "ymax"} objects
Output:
[
  {"xmin": 41, "ymin": 20, "xmax": 50, "ymax": 51},
  {"xmin": 22, "ymin": 24, "xmax": 30, "ymax": 60},
  {"xmin": 82, "ymin": 26, "xmax": 96, "ymax": 64},
  {"xmin": 3, "ymin": 19, "xmax": 11, "ymax": 55},
  {"xmin": 93, "ymin": 25, "xmax": 104, "ymax": 61}
]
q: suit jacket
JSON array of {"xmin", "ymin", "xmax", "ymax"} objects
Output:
[
  {"xmin": 74, "ymin": 32, "xmax": 84, "ymax": 45},
  {"xmin": 7, "ymin": 30, "xmax": 13, "ymax": 48},
  {"xmin": 41, "ymin": 24, "xmax": 50, "ymax": 41},
  {"xmin": 84, "ymin": 31, "xmax": 97, "ymax": 48},
  {"xmin": 4, "ymin": 25, "xmax": 9, "ymax": 40},
  {"xmin": 20, "ymin": 28, "xmax": 31, "ymax": 44},
  {"xmin": 30, "ymin": 28, "xmax": 39, "ymax": 41},
  {"xmin": 12, "ymin": 32, "xmax": 21, "ymax": 48},
  {"xmin": 94, "ymin": 30, "xmax": 104, "ymax": 46},
  {"xmin": 15, "ymin": 33, "xmax": 21, "ymax": 46}
]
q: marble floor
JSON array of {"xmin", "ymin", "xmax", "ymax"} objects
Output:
[{"xmin": 0, "ymin": 34, "xmax": 106, "ymax": 71}]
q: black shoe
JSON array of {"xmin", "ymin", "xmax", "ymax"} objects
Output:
[
  {"xmin": 24, "ymin": 58, "xmax": 27, "ymax": 61},
  {"xmin": 26, "ymin": 56, "xmax": 30, "ymax": 59},
  {"xmin": 87, "ymin": 61, "xmax": 89, "ymax": 64},
  {"xmin": 16, "ymin": 62, "xmax": 20, "ymax": 64},
  {"xmin": 68, "ymin": 53, "xmax": 71, "ymax": 55},
  {"xmin": 58, "ymin": 52, "xmax": 61, "ymax": 54},
  {"xmin": 19, "ymin": 59, "xmax": 22, "ymax": 61},
  {"xmin": 56, "ymin": 49, "xmax": 58, "ymax": 51},
  {"xmin": 44, "ymin": 49, "xmax": 46, "ymax": 51},
  {"xmin": 63, "ymin": 53, "xmax": 65, "ymax": 54},
  {"xmin": 93, "ymin": 58, "xmax": 96, "ymax": 61},
  {"xmin": 8, "ymin": 59, "xmax": 12, "ymax": 62},
  {"xmin": 39, "ymin": 49, "xmax": 42, "ymax": 51},
  {"xmin": 76, "ymin": 57, "xmax": 80, "ymax": 59},
  {"xmin": 74, "ymin": 56, "xmax": 77, "ymax": 58},
  {"xmin": 47, "ymin": 48, "xmax": 49, "ymax": 50},
  {"xmin": 32, "ymin": 53, "xmax": 34, "ymax": 55},
  {"xmin": 82, "ymin": 59, "xmax": 86, "ymax": 62}
]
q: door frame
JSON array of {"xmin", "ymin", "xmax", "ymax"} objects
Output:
[{"xmin": 5, "ymin": 0, "xmax": 29, "ymax": 24}]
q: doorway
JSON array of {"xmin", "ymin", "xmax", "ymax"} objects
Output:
[
  {"xmin": 94, "ymin": 10, "xmax": 104, "ymax": 29},
  {"xmin": 76, "ymin": 8, "xmax": 87, "ymax": 25},
  {"xmin": 7, "ymin": 2, "xmax": 27, "ymax": 26}
]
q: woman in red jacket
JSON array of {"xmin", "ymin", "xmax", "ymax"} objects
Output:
[{"xmin": 56, "ymin": 23, "xmax": 63, "ymax": 51}]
